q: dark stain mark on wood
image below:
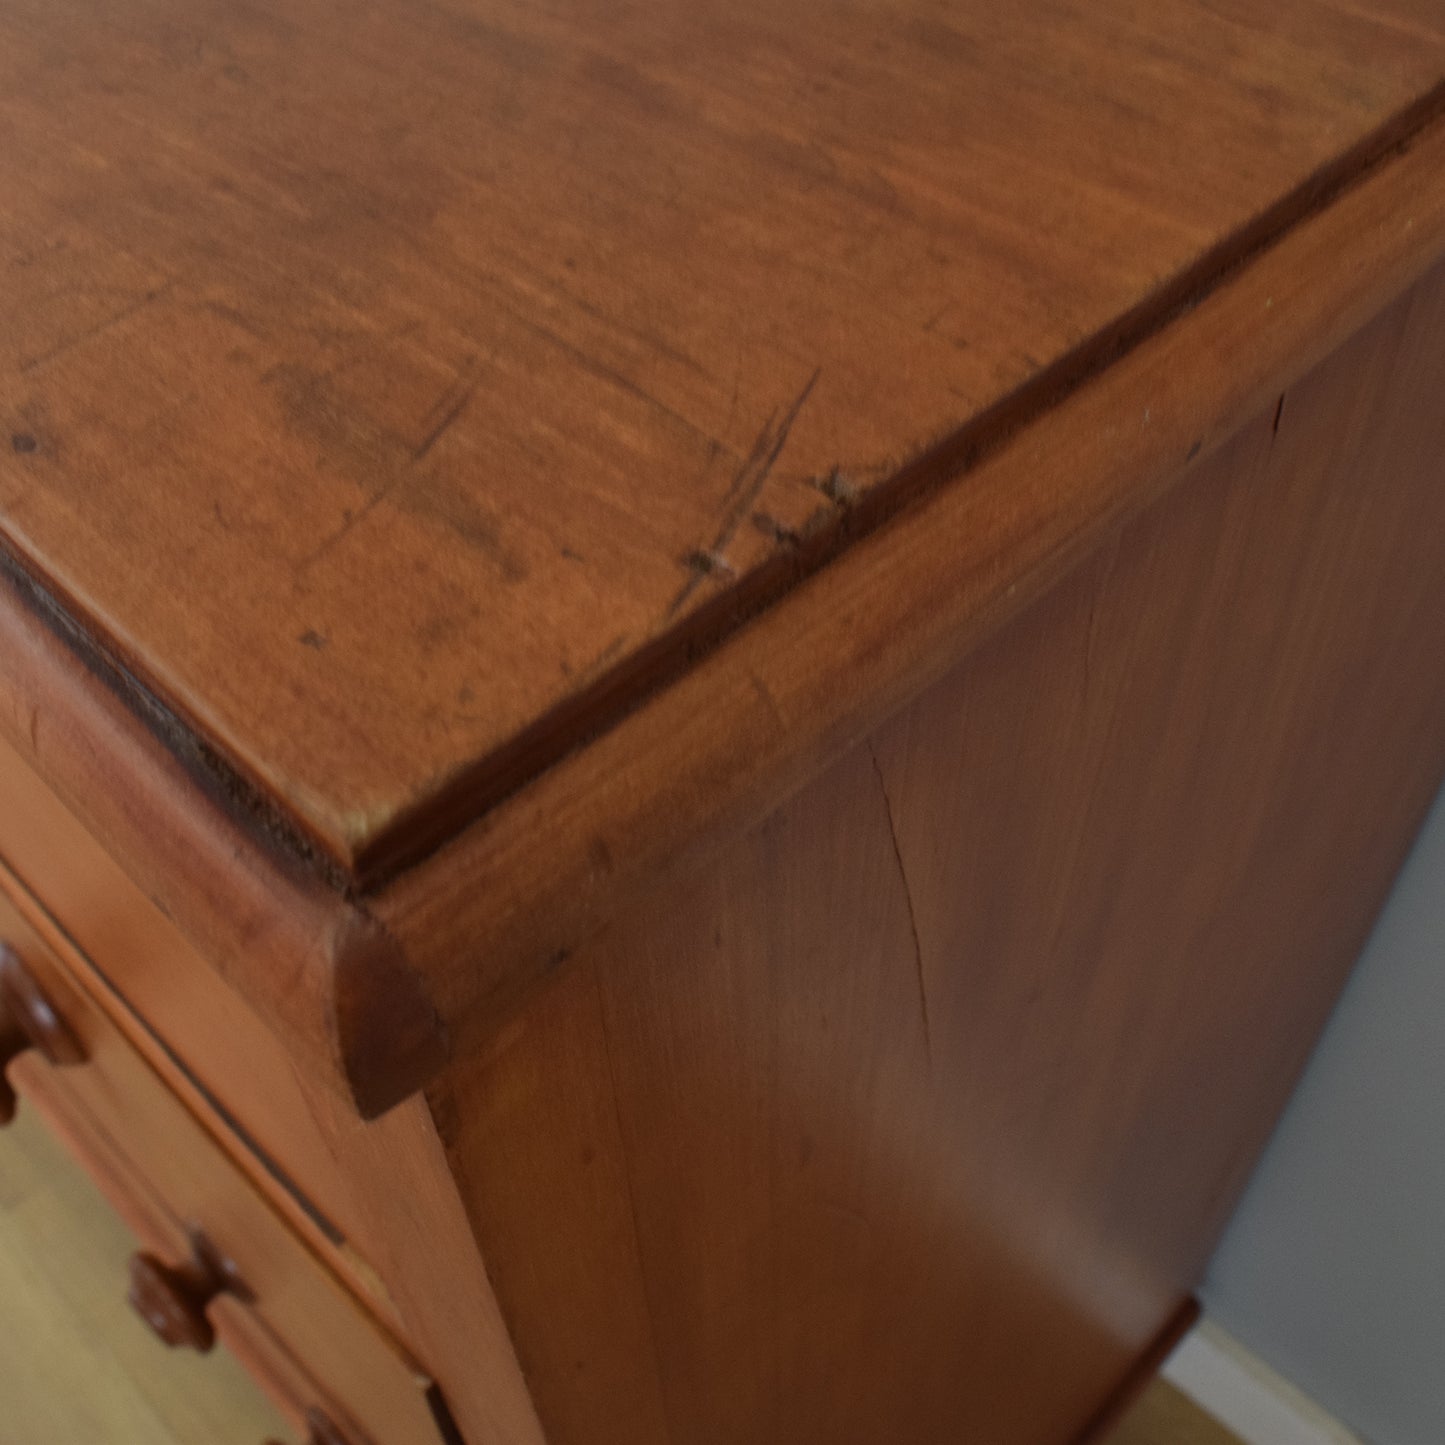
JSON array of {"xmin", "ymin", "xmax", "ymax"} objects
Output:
[
  {"xmin": 923, "ymin": 304, "xmax": 952, "ymax": 335},
  {"xmin": 1272, "ymin": 392, "xmax": 1287, "ymax": 435},
  {"xmin": 1187, "ymin": 440, "xmax": 1203, "ymax": 461},
  {"xmin": 298, "ymin": 629, "xmax": 329, "ymax": 650},
  {"xmin": 266, "ymin": 362, "xmax": 399, "ymax": 493},
  {"xmin": 19, "ymin": 282, "xmax": 174, "ymax": 376},
  {"xmin": 10, "ymin": 434, "xmax": 37, "ymax": 455},
  {"xmin": 397, "ymin": 471, "xmax": 527, "ymax": 583}
]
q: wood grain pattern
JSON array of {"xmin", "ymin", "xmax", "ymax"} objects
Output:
[
  {"xmin": 429, "ymin": 258, "xmax": 1445, "ymax": 1445},
  {"xmin": 1, "ymin": 0, "xmax": 1444, "ymax": 879},
  {"xmin": 373, "ymin": 111, "xmax": 1445, "ymax": 1082},
  {"xmin": 3, "ymin": 86, "xmax": 1445, "ymax": 1116},
  {"xmin": 293, "ymin": 1082, "xmax": 548, "ymax": 1445}
]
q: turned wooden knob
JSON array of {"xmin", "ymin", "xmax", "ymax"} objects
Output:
[
  {"xmin": 0, "ymin": 941, "xmax": 86, "ymax": 1123},
  {"xmin": 127, "ymin": 1232, "xmax": 237, "ymax": 1352}
]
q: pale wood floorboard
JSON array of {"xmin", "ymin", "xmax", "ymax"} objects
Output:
[
  {"xmin": 0, "ymin": 1102, "xmax": 288, "ymax": 1445},
  {"xmin": 1107, "ymin": 1380, "xmax": 1247, "ymax": 1445}
]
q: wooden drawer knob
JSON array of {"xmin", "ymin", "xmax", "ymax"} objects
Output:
[
  {"xmin": 127, "ymin": 1231, "xmax": 239, "ymax": 1352},
  {"xmin": 0, "ymin": 940, "xmax": 86, "ymax": 1123}
]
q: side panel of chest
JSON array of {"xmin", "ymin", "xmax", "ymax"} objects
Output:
[{"xmin": 427, "ymin": 260, "xmax": 1445, "ymax": 1445}]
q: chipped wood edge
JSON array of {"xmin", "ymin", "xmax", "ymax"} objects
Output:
[{"xmin": 371, "ymin": 104, "xmax": 1445, "ymax": 1074}]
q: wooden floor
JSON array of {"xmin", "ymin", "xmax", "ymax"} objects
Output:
[
  {"xmin": 0, "ymin": 1095, "xmax": 1240, "ymax": 1445},
  {"xmin": 0, "ymin": 1101, "xmax": 287, "ymax": 1445},
  {"xmin": 1107, "ymin": 1382, "xmax": 1245, "ymax": 1445}
]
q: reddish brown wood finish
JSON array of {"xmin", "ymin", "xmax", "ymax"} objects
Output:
[
  {"xmin": 0, "ymin": 893, "xmax": 459, "ymax": 1445},
  {"xmin": 429, "ymin": 259, "xmax": 1445, "ymax": 1445},
  {"xmin": 0, "ymin": 940, "xmax": 85, "ymax": 1122},
  {"xmin": 1, "ymin": 0, "xmax": 1444, "ymax": 878},
  {"xmin": 3, "ymin": 8, "xmax": 1445, "ymax": 1444},
  {"xmin": 374, "ymin": 109, "xmax": 1445, "ymax": 1090},
  {"xmin": 1, "ymin": 98, "xmax": 1444, "ymax": 1119},
  {"xmin": 0, "ymin": 649, "xmax": 545, "ymax": 1445},
  {"xmin": 127, "ymin": 1234, "xmax": 238, "ymax": 1353}
]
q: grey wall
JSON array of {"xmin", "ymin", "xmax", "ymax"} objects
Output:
[{"xmin": 1203, "ymin": 781, "xmax": 1445, "ymax": 1445}]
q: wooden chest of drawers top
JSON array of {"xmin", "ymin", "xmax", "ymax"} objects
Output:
[{"xmin": 3, "ymin": 0, "xmax": 1445, "ymax": 1114}]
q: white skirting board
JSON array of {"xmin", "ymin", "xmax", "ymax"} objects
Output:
[{"xmin": 1162, "ymin": 1321, "xmax": 1365, "ymax": 1445}]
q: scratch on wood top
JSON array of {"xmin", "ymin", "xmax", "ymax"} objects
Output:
[{"xmin": 667, "ymin": 368, "xmax": 821, "ymax": 618}]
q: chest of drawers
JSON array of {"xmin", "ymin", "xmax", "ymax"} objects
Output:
[{"xmin": 4, "ymin": 2, "xmax": 1445, "ymax": 1441}]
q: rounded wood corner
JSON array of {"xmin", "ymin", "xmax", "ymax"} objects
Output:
[{"xmin": 326, "ymin": 911, "xmax": 451, "ymax": 1120}]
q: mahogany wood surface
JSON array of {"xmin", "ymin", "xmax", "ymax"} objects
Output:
[
  {"xmin": 0, "ymin": 739, "xmax": 388, "ymax": 1276},
  {"xmin": 429, "ymin": 260, "xmax": 1445, "ymax": 1445},
  {"xmin": 294, "ymin": 1081, "xmax": 548, "ymax": 1445},
  {"xmin": 371, "ymin": 110, "xmax": 1445, "ymax": 1087},
  {"xmin": 0, "ymin": 82, "xmax": 1443, "ymax": 1116},
  {"xmin": 4, "ymin": 9, "xmax": 1445, "ymax": 1443},
  {"xmin": 0, "ymin": 782, "xmax": 543, "ymax": 1445},
  {"xmin": 1, "ymin": 0, "xmax": 1444, "ymax": 881}
]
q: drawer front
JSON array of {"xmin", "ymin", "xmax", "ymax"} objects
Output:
[
  {"xmin": 0, "ymin": 891, "xmax": 458, "ymax": 1445},
  {"xmin": 0, "ymin": 729, "xmax": 381, "ymax": 1277}
]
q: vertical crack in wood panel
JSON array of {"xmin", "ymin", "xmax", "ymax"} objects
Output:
[
  {"xmin": 869, "ymin": 743, "xmax": 932, "ymax": 1068},
  {"xmin": 591, "ymin": 964, "xmax": 677, "ymax": 1444}
]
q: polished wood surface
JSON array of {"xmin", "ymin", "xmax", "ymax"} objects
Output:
[
  {"xmin": 430, "ymin": 261, "xmax": 1445, "ymax": 1445},
  {"xmin": 3, "ymin": 11, "xmax": 1445, "ymax": 1445},
  {"xmin": 127, "ymin": 1234, "xmax": 239, "ymax": 1353},
  {"xmin": 0, "ymin": 580, "xmax": 445, "ymax": 1117},
  {"xmin": 0, "ymin": 941, "xmax": 84, "ymax": 1123},
  {"xmin": 373, "ymin": 109, "xmax": 1445, "ymax": 1088},
  {"xmin": 0, "ymin": 736, "xmax": 545, "ymax": 1445},
  {"xmin": 0, "ymin": 1098, "xmax": 1222, "ymax": 1445},
  {"xmin": 1, "ymin": 0, "xmax": 1444, "ymax": 879},
  {"xmin": 0, "ymin": 1098, "xmax": 1230, "ymax": 1445},
  {"xmin": 2, "ymin": 81, "xmax": 1445, "ymax": 1118},
  {"xmin": 0, "ymin": 1102, "xmax": 289, "ymax": 1444},
  {"xmin": 295, "ymin": 1081, "xmax": 548, "ymax": 1445},
  {"xmin": 0, "ymin": 728, "xmax": 415, "ymax": 1288}
]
